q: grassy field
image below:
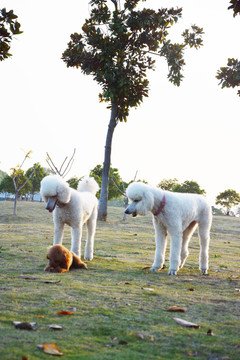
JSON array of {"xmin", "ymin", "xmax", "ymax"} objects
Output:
[{"xmin": 0, "ymin": 201, "xmax": 239, "ymax": 360}]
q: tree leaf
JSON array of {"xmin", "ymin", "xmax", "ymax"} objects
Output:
[
  {"xmin": 48, "ymin": 324, "xmax": 63, "ymax": 330},
  {"xmin": 168, "ymin": 306, "xmax": 186, "ymax": 312},
  {"xmin": 13, "ymin": 321, "xmax": 36, "ymax": 330},
  {"xmin": 135, "ymin": 332, "xmax": 144, "ymax": 340},
  {"xmin": 173, "ymin": 317, "xmax": 200, "ymax": 328},
  {"xmin": 57, "ymin": 311, "xmax": 74, "ymax": 315},
  {"xmin": 40, "ymin": 343, "xmax": 63, "ymax": 356}
]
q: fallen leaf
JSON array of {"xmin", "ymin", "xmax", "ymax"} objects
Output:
[
  {"xmin": 39, "ymin": 343, "xmax": 63, "ymax": 356},
  {"xmin": 37, "ymin": 315, "xmax": 44, "ymax": 318},
  {"xmin": 168, "ymin": 306, "xmax": 186, "ymax": 312},
  {"xmin": 173, "ymin": 318, "xmax": 200, "ymax": 329},
  {"xmin": 19, "ymin": 276, "xmax": 37, "ymax": 280},
  {"xmin": 57, "ymin": 311, "xmax": 74, "ymax": 315},
  {"xmin": 188, "ymin": 288, "xmax": 195, "ymax": 291},
  {"xmin": 207, "ymin": 329, "xmax": 214, "ymax": 336},
  {"xmin": 13, "ymin": 321, "xmax": 36, "ymax": 330},
  {"xmin": 118, "ymin": 339, "xmax": 128, "ymax": 345},
  {"xmin": 135, "ymin": 332, "xmax": 144, "ymax": 340},
  {"xmin": 124, "ymin": 282, "xmax": 131, "ymax": 285},
  {"xmin": 48, "ymin": 324, "xmax": 63, "ymax": 330},
  {"xmin": 43, "ymin": 280, "xmax": 61, "ymax": 284},
  {"xmin": 142, "ymin": 287, "xmax": 155, "ymax": 292},
  {"xmin": 141, "ymin": 266, "xmax": 151, "ymax": 271}
]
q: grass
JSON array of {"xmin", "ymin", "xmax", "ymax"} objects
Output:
[{"xmin": 0, "ymin": 200, "xmax": 239, "ymax": 359}]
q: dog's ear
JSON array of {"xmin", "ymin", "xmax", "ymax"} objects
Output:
[
  {"xmin": 141, "ymin": 191, "xmax": 154, "ymax": 214},
  {"xmin": 56, "ymin": 181, "xmax": 71, "ymax": 204}
]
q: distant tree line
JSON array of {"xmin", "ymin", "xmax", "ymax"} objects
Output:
[{"xmin": 0, "ymin": 161, "xmax": 240, "ymax": 216}]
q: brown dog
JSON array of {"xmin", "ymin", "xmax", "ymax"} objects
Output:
[{"xmin": 45, "ymin": 244, "xmax": 87, "ymax": 273}]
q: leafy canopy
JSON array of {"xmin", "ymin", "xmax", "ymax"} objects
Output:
[
  {"xmin": 158, "ymin": 178, "xmax": 206, "ymax": 195},
  {"xmin": 0, "ymin": 8, "xmax": 22, "ymax": 61},
  {"xmin": 90, "ymin": 164, "xmax": 126, "ymax": 200},
  {"xmin": 62, "ymin": 0, "xmax": 203, "ymax": 121},
  {"xmin": 228, "ymin": 0, "xmax": 240, "ymax": 17},
  {"xmin": 216, "ymin": 58, "xmax": 240, "ymax": 97}
]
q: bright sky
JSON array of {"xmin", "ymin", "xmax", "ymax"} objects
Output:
[{"xmin": 1, "ymin": 0, "xmax": 240, "ymax": 204}]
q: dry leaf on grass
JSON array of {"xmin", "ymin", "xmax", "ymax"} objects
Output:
[
  {"xmin": 141, "ymin": 266, "xmax": 151, "ymax": 271},
  {"xmin": 135, "ymin": 332, "xmax": 144, "ymax": 340},
  {"xmin": 19, "ymin": 276, "xmax": 37, "ymax": 280},
  {"xmin": 48, "ymin": 324, "xmax": 63, "ymax": 330},
  {"xmin": 43, "ymin": 280, "xmax": 61, "ymax": 284},
  {"xmin": 141, "ymin": 287, "xmax": 155, "ymax": 292},
  {"xmin": 57, "ymin": 311, "xmax": 74, "ymax": 315},
  {"xmin": 38, "ymin": 343, "xmax": 63, "ymax": 356},
  {"xmin": 118, "ymin": 339, "xmax": 128, "ymax": 345},
  {"xmin": 207, "ymin": 329, "xmax": 214, "ymax": 336},
  {"xmin": 168, "ymin": 306, "xmax": 186, "ymax": 312},
  {"xmin": 173, "ymin": 318, "xmax": 200, "ymax": 329},
  {"xmin": 13, "ymin": 321, "xmax": 36, "ymax": 330}
]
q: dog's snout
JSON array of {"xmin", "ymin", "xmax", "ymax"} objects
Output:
[
  {"xmin": 46, "ymin": 196, "xmax": 57, "ymax": 213},
  {"xmin": 125, "ymin": 208, "xmax": 130, "ymax": 214}
]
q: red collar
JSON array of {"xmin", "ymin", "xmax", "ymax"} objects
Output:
[{"xmin": 154, "ymin": 194, "xmax": 166, "ymax": 216}]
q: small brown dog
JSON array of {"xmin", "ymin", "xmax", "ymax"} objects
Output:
[{"xmin": 45, "ymin": 244, "xmax": 87, "ymax": 273}]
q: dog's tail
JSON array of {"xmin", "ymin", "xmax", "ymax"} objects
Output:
[{"xmin": 77, "ymin": 177, "xmax": 99, "ymax": 195}]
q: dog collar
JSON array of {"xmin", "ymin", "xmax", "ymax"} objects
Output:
[{"xmin": 154, "ymin": 194, "xmax": 166, "ymax": 216}]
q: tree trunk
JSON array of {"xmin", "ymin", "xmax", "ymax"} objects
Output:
[
  {"xmin": 13, "ymin": 191, "xmax": 18, "ymax": 216},
  {"xmin": 98, "ymin": 102, "xmax": 118, "ymax": 221}
]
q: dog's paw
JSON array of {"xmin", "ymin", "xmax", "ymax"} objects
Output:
[
  {"xmin": 84, "ymin": 255, "xmax": 93, "ymax": 261},
  {"xmin": 201, "ymin": 269, "xmax": 208, "ymax": 275},
  {"xmin": 168, "ymin": 270, "xmax": 178, "ymax": 276},
  {"xmin": 150, "ymin": 266, "xmax": 160, "ymax": 272}
]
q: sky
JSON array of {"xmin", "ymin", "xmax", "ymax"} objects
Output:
[{"xmin": 1, "ymin": 0, "xmax": 240, "ymax": 204}]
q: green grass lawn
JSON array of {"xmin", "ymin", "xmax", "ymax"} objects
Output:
[{"xmin": 0, "ymin": 201, "xmax": 239, "ymax": 359}]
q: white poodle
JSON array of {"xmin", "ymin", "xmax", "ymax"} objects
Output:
[
  {"xmin": 40, "ymin": 175, "xmax": 99, "ymax": 260},
  {"xmin": 125, "ymin": 182, "xmax": 212, "ymax": 275}
]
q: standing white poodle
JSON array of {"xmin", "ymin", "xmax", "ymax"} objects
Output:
[
  {"xmin": 125, "ymin": 182, "xmax": 212, "ymax": 275},
  {"xmin": 40, "ymin": 175, "xmax": 99, "ymax": 260}
]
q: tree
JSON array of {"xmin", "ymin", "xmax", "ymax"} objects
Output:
[
  {"xmin": 67, "ymin": 177, "xmax": 82, "ymax": 190},
  {"xmin": 46, "ymin": 149, "xmax": 76, "ymax": 178},
  {"xmin": 0, "ymin": 8, "xmax": 22, "ymax": 61},
  {"xmin": 62, "ymin": 0, "xmax": 204, "ymax": 220},
  {"xmin": 216, "ymin": 2, "xmax": 240, "ymax": 96},
  {"xmin": 1, "ymin": 151, "xmax": 38, "ymax": 215},
  {"xmin": 90, "ymin": 164, "xmax": 125, "ymax": 200},
  {"xmin": 216, "ymin": 189, "xmax": 240, "ymax": 215},
  {"xmin": 158, "ymin": 178, "xmax": 205, "ymax": 194},
  {"xmin": 173, "ymin": 180, "xmax": 206, "ymax": 195},
  {"xmin": 157, "ymin": 178, "xmax": 179, "ymax": 191},
  {"xmin": 25, "ymin": 163, "xmax": 48, "ymax": 199}
]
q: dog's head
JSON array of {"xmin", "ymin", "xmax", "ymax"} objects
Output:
[
  {"xmin": 44, "ymin": 245, "xmax": 72, "ymax": 273},
  {"xmin": 40, "ymin": 175, "xmax": 71, "ymax": 213},
  {"xmin": 125, "ymin": 182, "xmax": 154, "ymax": 217}
]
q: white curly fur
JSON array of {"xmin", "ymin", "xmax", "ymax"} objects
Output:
[
  {"xmin": 125, "ymin": 182, "xmax": 212, "ymax": 275},
  {"xmin": 40, "ymin": 175, "xmax": 99, "ymax": 260}
]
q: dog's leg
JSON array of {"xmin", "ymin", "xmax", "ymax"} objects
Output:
[
  {"xmin": 84, "ymin": 208, "xmax": 97, "ymax": 261},
  {"xmin": 168, "ymin": 228, "xmax": 183, "ymax": 275},
  {"xmin": 198, "ymin": 219, "xmax": 211, "ymax": 275},
  {"xmin": 150, "ymin": 220, "xmax": 167, "ymax": 272},
  {"xmin": 53, "ymin": 222, "xmax": 64, "ymax": 245},
  {"xmin": 180, "ymin": 221, "xmax": 198, "ymax": 269},
  {"xmin": 70, "ymin": 226, "xmax": 82, "ymax": 258}
]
